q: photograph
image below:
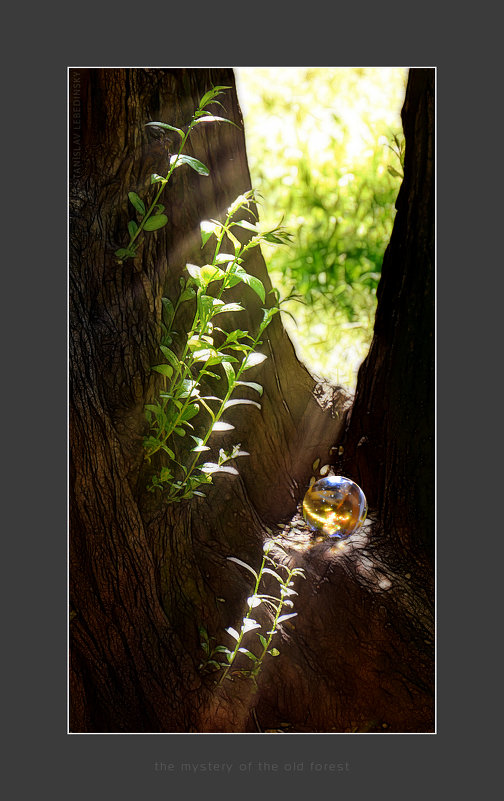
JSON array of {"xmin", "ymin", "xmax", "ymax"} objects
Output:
[{"xmin": 68, "ymin": 66, "xmax": 435, "ymax": 734}]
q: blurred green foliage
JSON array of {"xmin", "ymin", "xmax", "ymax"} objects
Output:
[{"xmin": 235, "ymin": 67, "xmax": 408, "ymax": 388}]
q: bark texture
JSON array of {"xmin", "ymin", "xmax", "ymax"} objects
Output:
[
  {"xmin": 69, "ymin": 67, "xmax": 434, "ymax": 733},
  {"xmin": 336, "ymin": 68, "xmax": 435, "ymax": 563}
]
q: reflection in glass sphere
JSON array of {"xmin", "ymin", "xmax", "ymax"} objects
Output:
[{"xmin": 302, "ymin": 475, "xmax": 367, "ymax": 539}]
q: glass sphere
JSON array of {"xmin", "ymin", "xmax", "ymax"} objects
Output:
[{"xmin": 302, "ymin": 475, "xmax": 367, "ymax": 539}]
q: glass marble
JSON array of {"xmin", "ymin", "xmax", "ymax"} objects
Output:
[{"xmin": 302, "ymin": 475, "xmax": 367, "ymax": 539}]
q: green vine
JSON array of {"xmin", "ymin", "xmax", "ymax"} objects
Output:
[
  {"xmin": 116, "ymin": 87, "xmax": 292, "ymax": 502},
  {"xmin": 199, "ymin": 539, "xmax": 305, "ymax": 686}
]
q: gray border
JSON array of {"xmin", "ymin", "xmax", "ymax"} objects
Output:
[{"xmin": 12, "ymin": 4, "xmax": 488, "ymax": 798}]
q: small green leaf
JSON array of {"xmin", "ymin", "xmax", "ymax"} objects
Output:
[
  {"xmin": 215, "ymin": 465, "xmax": 239, "ymax": 475},
  {"xmin": 144, "ymin": 214, "xmax": 168, "ymax": 231},
  {"xmin": 227, "ymin": 556, "xmax": 258, "ymax": 581},
  {"xmin": 261, "ymin": 567, "xmax": 283, "ymax": 582},
  {"xmin": 222, "ymin": 361, "xmax": 235, "ymax": 390},
  {"xmin": 181, "ymin": 403, "xmax": 199, "ymax": 422},
  {"xmin": 214, "ymin": 303, "xmax": 245, "ymax": 314},
  {"xmin": 186, "ymin": 263, "xmax": 202, "ymax": 285},
  {"xmin": 161, "ymin": 297, "xmax": 175, "ymax": 328},
  {"xmin": 159, "ymin": 346, "xmax": 179, "ymax": 369},
  {"xmin": 236, "ymin": 380, "xmax": 263, "ymax": 396},
  {"xmin": 232, "ymin": 219, "xmax": 258, "ymax": 233},
  {"xmin": 128, "ymin": 191, "xmax": 145, "ymax": 216},
  {"xmin": 238, "ymin": 648, "xmax": 258, "ymax": 662},
  {"xmin": 277, "ymin": 613, "xmax": 298, "ymax": 624},
  {"xmin": 115, "ymin": 248, "xmax": 130, "ymax": 259},
  {"xmin": 198, "ymin": 86, "xmax": 231, "ymax": 109},
  {"xmin": 200, "ymin": 220, "xmax": 218, "ymax": 247},
  {"xmin": 151, "ymin": 173, "xmax": 167, "ymax": 184},
  {"xmin": 258, "ymin": 634, "xmax": 267, "ymax": 649},
  {"xmin": 199, "ymin": 264, "xmax": 226, "ymax": 286},
  {"xmin": 241, "ymin": 352, "xmax": 267, "ymax": 371},
  {"xmin": 145, "ymin": 121, "xmax": 184, "ymax": 137},
  {"xmin": 223, "ymin": 399, "xmax": 261, "ymax": 410},
  {"xmin": 247, "ymin": 595, "xmax": 262, "ymax": 608},
  {"xmin": 212, "ymin": 421, "xmax": 235, "ymax": 432},
  {"xmin": 128, "ymin": 220, "xmax": 138, "ymax": 238},
  {"xmin": 171, "ymin": 154, "xmax": 209, "ymax": 176},
  {"xmin": 201, "ymin": 462, "xmax": 219, "ymax": 473},
  {"xmin": 152, "ymin": 364, "xmax": 173, "ymax": 377},
  {"xmin": 174, "ymin": 426, "xmax": 185, "ymax": 437},
  {"xmin": 233, "ymin": 268, "xmax": 265, "ymax": 303},
  {"xmin": 192, "ymin": 115, "xmax": 238, "ymax": 128},
  {"xmin": 214, "ymin": 252, "xmax": 237, "ymax": 265},
  {"xmin": 144, "ymin": 404, "xmax": 162, "ymax": 413},
  {"xmin": 268, "ymin": 648, "xmax": 280, "ymax": 657},
  {"xmin": 179, "ymin": 285, "xmax": 197, "ymax": 303},
  {"xmin": 201, "ymin": 463, "xmax": 238, "ymax": 476}
]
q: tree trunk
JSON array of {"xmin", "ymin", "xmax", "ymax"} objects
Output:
[
  {"xmin": 336, "ymin": 67, "xmax": 435, "ymax": 564},
  {"xmin": 69, "ymin": 67, "xmax": 434, "ymax": 733}
]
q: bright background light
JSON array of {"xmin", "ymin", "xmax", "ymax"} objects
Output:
[{"xmin": 235, "ymin": 67, "xmax": 408, "ymax": 389}]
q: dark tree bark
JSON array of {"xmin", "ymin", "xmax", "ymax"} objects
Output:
[
  {"xmin": 336, "ymin": 68, "xmax": 435, "ymax": 565},
  {"xmin": 69, "ymin": 67, "xmax": 434, "ymax": 733}
]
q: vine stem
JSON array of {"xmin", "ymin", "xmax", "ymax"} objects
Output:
[
  {"xmin": 217, "ymin": 552, "xmax": 268, "ymax": 686},
  {"xmin": 125, "ymin": 117, "xmax": 199, "ymax": 253}
]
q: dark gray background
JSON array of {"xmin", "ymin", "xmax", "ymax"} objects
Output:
[{"xmin": 7, "ymin": 3, "xmax": 497, "ymax": 799}]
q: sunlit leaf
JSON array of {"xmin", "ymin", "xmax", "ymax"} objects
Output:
[
  {"xmin": 225, "ymin": 626, "xmax": 240, "ymax": 641},
  {"xmin": 277, "ymin": 612, "xmax": 298, "ymax": 624},
  {"xmin": 171, "ymin": 153, "xmax": 209, "ymax": 176},
  {"xmin": 223, "ymin": 399, "xmax": 261, "ymax": 410},
  {"xmin": 233, "ymin": 268, "xmax": 265, "ymax": 303},
  {"xmin": 192, "ymin": 115, "xmax": 238, "ymax": 128},
  {"xmin": 212, "ymin": 465, "xmax": 239, "ymax": 476},
  {"xmin": 145, "ymin": 121, "xmax": 184, "ymax": 137},
  {"xmin": 227, "ymin": 556, "xmax": 258, "ymax": 581},
  {"xmin": 241, "ymin": 618, "xmax": 261, "ymax": 632},
  {"xmin": 212, "ymin": 421, "xmax": 235, "ymax": 432},
  {"xmin": 222, "ymin": 361, "xmax": 235, "ymax": 390},
  {"xmin": 214, "ymin": 252, "xmax": 237, "ymax": 265},
  {"xmin": 200, "ymin": 462, "xmax": 219, "ymax": 473},
  {"xmin": 261, "ymin": 567, "xmax": 283, "ymax": 582},
  {"xmin": 199, "ymin": 264, "xmax": 226, "ymax": 285},
  {"xmin": 213, "ymin": 303, "xmax": 245, "ymax": 314},
  {"xmin": 232, "ymin": 219, "xmax": 258, "ymax": 232},
  {"xmin": 236, "ymin": 380, "xmax": 263, "ymax": 396},
  {"xmin": 241, "ymin": 352, "xmax": 267, "ymax": 371},
  {"xmin": 247, "ymin": 595, "xmax": 262, "ymax": 608},
  {"xmin": 200, "ymin": 220, "xmax": 218, "ymax": 247},
  {"xmin": 238, "ymin": 648, "xmax": 258, "ymax": 662}
]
